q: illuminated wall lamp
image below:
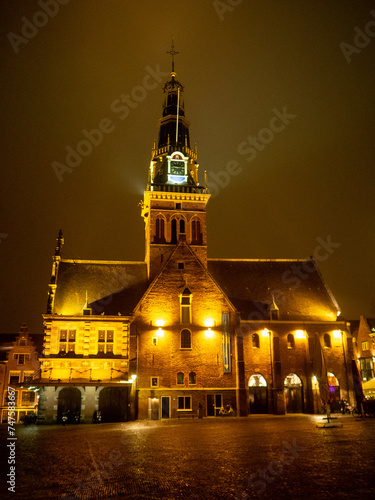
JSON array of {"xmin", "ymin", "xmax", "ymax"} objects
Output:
[
  {"xmin": 204, "ymin": 319, "xmax": 214, "ymax": 328},
  {"xmin": 205, "ymin": 328, "xmax": 214, "ymax": 338},
  {"xmin": 156, "ymin": 328, "xmax": 164, "ymax": 337},
  {"xmin": 333, "ymin": 330, "xmax": 342, "ymax": 339},
  {"xmin": 294, "ymin": 330, "xmax": 306, "ymax": 339},
  {"xmin": 261, "ymin": 328, "xmax": 269, "ymax": 337},
  {"xmin": 155, "ymin": 320, "xmax": 165, "ymax": 327}
]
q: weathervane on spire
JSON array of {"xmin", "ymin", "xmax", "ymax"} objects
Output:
[{"xmin": 167, "ymin": 37, "xmax": 179, "ymax": 74}]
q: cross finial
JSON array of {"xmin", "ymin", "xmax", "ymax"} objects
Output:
[{"xmin": 167, "ymin": 37, "xmax": 179, "ymax": 74}]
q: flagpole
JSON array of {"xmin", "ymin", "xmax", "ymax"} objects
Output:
[{"xmin": 175, "ymin": 87, "xmax": 180, "ymax": 145}]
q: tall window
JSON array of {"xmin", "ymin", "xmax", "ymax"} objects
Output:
[
  {"xmin": 180, "ymin": 219, "xmax": 185, "ymax": 234},
  {"xmin": 287, "ymin": 334, "xmax": 295, "ymax": 349},
  {"xmin": 181, "ymin": 329, "xmax": 192, "ymax": 349},
  {"xmin": 191, "ymin": 219, "xmax": 202, "ymax": 244},
  {"xmin": 189, "ymin": 372, "xmax": 196, "ymax": 385},
  {"xmin": 252, "ymin": 333, "xmax": 260, "ymax": 349},
  {"xmin": 180, "ymin": 288, "xmax": 192, "ymax": 324},
  {"xmin": 177, "ymin": 372, "xmax": 184, "ymax": 385},
  {"xmin": 155, "ymin": 217, "xmax": 165, "ymax": 243},
  {"xmin": 324, "ymin": 333, "xmax": 331, "ymax": 348},
  {"xmin": 171, "ymin": 219, "xmax": 177, "ymax": 243}
]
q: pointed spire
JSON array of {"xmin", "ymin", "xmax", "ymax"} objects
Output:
[
  {"xmin": 167, "ymin": 36, "xmax": 179, "ymax": 75},
  {"xmin": 55, "ymin": 229, "xmax": 64, "ymax": 257}
]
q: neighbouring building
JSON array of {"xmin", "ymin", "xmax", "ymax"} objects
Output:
[
  {"xmin": 0, "ymin": 325, "xmax": 41, "ymax": 424},
  {"xmin": 34, "ymin": 49, "xmax": 355, "ymax": 422},
  {"xmin": 352, "ymin": 316, "xmax": 375, "ymax": 382}
]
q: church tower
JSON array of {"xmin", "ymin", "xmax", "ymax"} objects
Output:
[{"xmin": 141, "ymin": 42, "xmax": 210, "ymax": 279}]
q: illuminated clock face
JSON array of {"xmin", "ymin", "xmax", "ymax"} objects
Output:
[{"xmin": 170, "ymin": 160, "xmax": 185, "ymax": 175}]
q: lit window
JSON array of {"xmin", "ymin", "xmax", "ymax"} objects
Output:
[
  {"xmin": 362, "ymin": 341, "xmax": 369, "ymax": 351},
  {"xmin": 181, "ymin": 329, "xmax": 191, "ymax": 349},
  {"xmin": 21, "ymin": 391, "xmax": 35, "ymax": 405},
  {"xmin": 59, "ymin": 344, "xmax": 67, "ymax": 353},
  {"xmin": 189, "ymin": 372, "xmax": 196, "ymax": 385},
  {"xmin": 98, "ymin": 330, "xmax": 114, "ymax": 354},
  {"xmin": 60, "ymin": 330, "xmax": 67, "ymax": 341},
  {"xmin": 252, "ymin": 334, "xmax": 260, "ymax": 349},
  {"xmin": 178, "ymin": 396, "xmax": 191, "ymax": 410},
  {"xmin": 68, "ymin": 330, "xmax": 76, "ymax": 342},
  {"xmin": 151, "ymin": 377, "xmax": 159, "ymax": 388},
  {"xmin": 177, "ymin": 372, "xmax": 184, "ymax": 385},
  {"xmin": 68, "ymin": 344, "xmax": 75, "ymax": 353},
  {"xmin": 324, "ymin": 334, "xmax": 331, "ymax": 348},
  {"xmin": 287, "ymin": 334, "xmax": 295, "ymax": 349}
]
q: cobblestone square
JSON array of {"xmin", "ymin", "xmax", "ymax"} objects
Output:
[{"xmin": 1, "ymin": 415, "xmax": 375, "ymax": 499}]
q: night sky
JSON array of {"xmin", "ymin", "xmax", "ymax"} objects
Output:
[{"xmin": 1, "ymin": 1, "xmax": 374, "ymax": 334}]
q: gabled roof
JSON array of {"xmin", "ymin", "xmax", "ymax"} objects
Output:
[
  {"xmin": 53, "ymin": 260, "xmax": 148, "ymax": 317},
  {"xmin": 207, "ymin": 258, "xmax": 339, "ymax": 322},
  {"xmin": 134, "ymin": 241, "xmax": 236, "ymax": 314},
  {"xmin": 0, "ymin": 333, "xmax": 44, "ymax": 361}
]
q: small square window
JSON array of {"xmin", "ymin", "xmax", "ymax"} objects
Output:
[
  {"xmin": 362, "ymin": 341, "xmax": 369, "ymax": 351},
  {"xmin": 178, "ymin": 262, "xmax": 184, "ymax": 270},
  {"xmin": 176, "ymin": 203, "xmax": 181, "ymax": 209},
  {"xmin": 151, "ymin": 377, "xmax": 159, "ymax": 388}
]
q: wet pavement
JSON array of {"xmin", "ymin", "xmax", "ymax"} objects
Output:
[{"xmin": 1, "ymin": 414, "xmax": 375, "ymax": 499}]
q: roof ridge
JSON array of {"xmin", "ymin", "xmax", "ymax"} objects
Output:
[{"xmin": 61, "ymin": 259, "xmax": 146, "ymax": 265}]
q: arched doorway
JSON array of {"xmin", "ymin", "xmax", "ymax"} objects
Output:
[
  {"xmin": 57, "ymin": 387, "xmax": 81, "ymax": 424},
  {"xmin": 249, "ymin": 374, "xmax": 268, "ymax": 414},
  {"xmin": 284, "ymin": 373, "xmax": 303, "ymax": 413},
  {"xmin": 328, "ymin": 373, "xmax": 340, "ymax": 412},
  {"xmin": 99, "ymin": 387, "xmax": 128, "ymax": 423}
]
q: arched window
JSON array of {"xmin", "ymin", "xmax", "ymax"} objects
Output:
[
  {"xmin": 180, "ymin": 219, "xmax": 185, "ymax": 234},
  {"xmin": 324, "ymin": 333, "xmax": 331, "ymax": 348},
  {"xmin": 191, "ymin": 219, "xmax": 202, "ymax": 244},
  {"xmin": 171, "ymin": 219, "xmax": 177, "ymax": 243},
  {"xmin": 154, "ymin": 216, "xmax": 165, "ymax": 243},
  {"xmin": 287, "ymin": 334, "xmax": 295, "ymax": 349},
  {"xmin": 181, "ymin": 329, "xmax": 191, "ymax": 349},
  {"xmin": 249, "ymin": 374, "xmax": 267, "ymax": 387},
  {"xmin": 252, "ymin": 333, "xmax": 260, "ymax": 349},
  {"xmin": 177, "ymin": 372, "xmax": 184, "ymax": 385},
  {"xmin": 189, "ymin": 372, "xmax": 196, "ymax": 385}
]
